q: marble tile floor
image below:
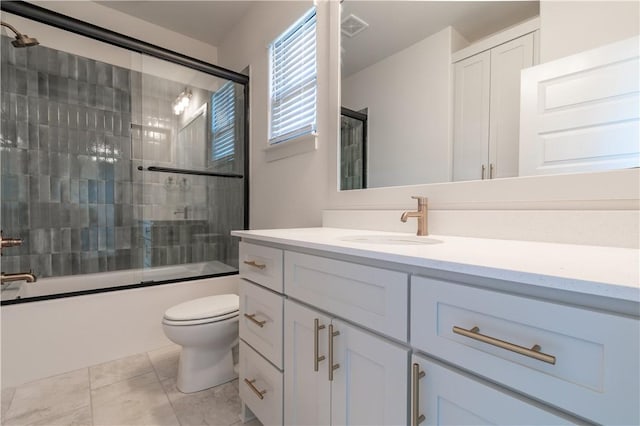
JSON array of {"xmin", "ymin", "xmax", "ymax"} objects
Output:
[{"xmin": 1, "ymin": 344, "xmax": 262, "ymax": 426}]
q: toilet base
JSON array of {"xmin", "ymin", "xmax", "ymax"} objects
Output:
[{"xmin": 176, "ymin": 346, "xmax": 237, "ymax": 393}]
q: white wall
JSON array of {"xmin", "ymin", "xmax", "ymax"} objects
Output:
[
  {"xmin": 341, "ymin": 27, "xmax": 457, "ymax": 188},
  {"xmin": 540, "ymin": 1, "xmax": 640, "ymax": 63},
  {"xmin": 217, "ymin": 1, "xmax": 330, "ymax": 230},
  {"xmin": 1, "ymin": 276, "xmax": 239, "ymax": 387}
]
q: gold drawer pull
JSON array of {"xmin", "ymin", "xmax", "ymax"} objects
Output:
[
  {"xmin": 244, "ymin": 378, "xmax": 267, "ymax": 400},
  {"xmin": 244, "ymin": 313, "xmax": 266, "ymax": 328},
  {"xmin": 328, "ymin": 324, "xmax": 340, "ymax": 381},
  {"xmin": 453, "ymin": 326, "xmax": 556, "ymax": 365},
  {"xmin": 314, "ymin": 318, "xmax": 326, "ymax": 372},
  {"xmin": 243, "ymin": 260, "xmax": 266, "ymax": 269},
  {"xmin": 412, "ymin": 363, "xmax": 426, "ymax": 426}
]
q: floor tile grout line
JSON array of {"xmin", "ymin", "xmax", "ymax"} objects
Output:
[
  {"xmin": 2, "ymin": 388, "xmax": 17, "ymax": 421},
  {"xmin": 87, "ymin": 366, "xmax": 95, "ymax": 426},
  {"xmin": 147, "ymin": 350, "xmax": 183, "ymax": 426},
  {"xmin": 89, "ymin": 367, "xmax": 156, "ymax": 392}
]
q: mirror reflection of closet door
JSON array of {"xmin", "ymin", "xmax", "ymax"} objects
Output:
[
  {"xmin": 453, "ymin": 33, "xmax": 535, "ymax": 182},
  {"xmin": 489, "ymin": 34, "xmax": 534, "ymax": 179},
  {"xmin": 452, "ymin": 51, "xmax": 491, "ymax": 182}
]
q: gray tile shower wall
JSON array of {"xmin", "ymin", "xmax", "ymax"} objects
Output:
[{"xmin": 0, "ymin": 36, "xmax": 241, "ymax": 280}]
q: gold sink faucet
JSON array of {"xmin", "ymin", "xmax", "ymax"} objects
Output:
[{"xmin": 401, "ymin": 196, "xmax": 428, "ymax": 236}]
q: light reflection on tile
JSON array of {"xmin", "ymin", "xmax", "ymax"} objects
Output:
[
  {"xmin": 162, "ymin": 378, "xmax": 241, "ymax": 426},
  {"xmin": 91, "ymin": 372, "xmax": 178, "ymax": 426},
  {"xmin": 89, "ymin": 352, "xmax": 154, "ymax": 390},
  {"xmin": 3, "ymin": 369, "xmax": 90, "ymax": 426}
]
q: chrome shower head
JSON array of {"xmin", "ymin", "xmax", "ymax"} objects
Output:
[{"xmin": 1, "ymin": 21, "xmax": 39, "ymax": 48}]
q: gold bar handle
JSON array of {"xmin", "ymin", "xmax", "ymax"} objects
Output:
[
  {"xmin": 481, "ymin": 164, "xmax": 486, "ymax": 180},
  {"xmin": 452, "ymin": 326, "xmax": 556, "ymax": 365},
  {"xmin": 328, "ymin": 324, "xmax": 340, "ymax": 381},
  {"xmin": 244, "ymin": 378, "xmax": 267, "ymax": 400},
  {"xmin": 489, "ymin": 163, "xmax": 494, "ymax": 179},
  {"xmin": 243, "ymin": 260, "xmax": 266, "ymax": 269},
  {"xmin": 244, "ymin": 313, "xmax": 266, "ymax": 328},
  {"xmin": 412, "ymin": 363, "xmax": 426, "ymax": 426},
  {"xmin": 314, "ymin": 318, "xmax": 326, "ymax": 372}
]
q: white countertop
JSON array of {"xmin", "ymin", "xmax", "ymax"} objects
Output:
[{"xmin": 232, "ymin": 227, "xmax": 640, "ymax": 303}]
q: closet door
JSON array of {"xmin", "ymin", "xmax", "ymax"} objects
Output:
[
  {"xmin": 453, "ymin": 50, "xmax": 491, "ymax": 181},
  {"xmin": 488, "ymin": 33, "xmax": 534, "ymax": 179}
]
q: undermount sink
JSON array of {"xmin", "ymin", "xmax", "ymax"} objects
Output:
[{"xmin": 340, "ymin": 235, "xmax": 442, "ymax": 245}]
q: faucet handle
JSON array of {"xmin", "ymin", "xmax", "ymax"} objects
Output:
[{"xmin": 411, "ymin": 196, "xmax": 428, "ymax": 206}]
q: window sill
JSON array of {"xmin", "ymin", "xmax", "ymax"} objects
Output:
[{"xmin": 265, "ymin": 132, "xmax": 317, "ymax": 162}]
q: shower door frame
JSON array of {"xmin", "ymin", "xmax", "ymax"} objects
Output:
[{"xmin": 0, "ymin": 1, "xmax": 250, "ymax": 304}]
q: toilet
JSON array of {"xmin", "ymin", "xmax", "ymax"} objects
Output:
[{"xmin": 162, "ymin": 294, "xmax": 239, "ymax": 393}]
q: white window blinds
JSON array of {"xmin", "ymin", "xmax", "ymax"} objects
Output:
[
  {"xmin": 211, "ymin": 81, "xmax": 235, "ymax": 161},
  {"xmin": 269, "ymin": 7, "xmax": 317, "ymax": 145}
]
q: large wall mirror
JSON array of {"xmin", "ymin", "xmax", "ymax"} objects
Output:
[{"xmin": 339, "ymin": 1, "xmax": 640, "ymax": 191}]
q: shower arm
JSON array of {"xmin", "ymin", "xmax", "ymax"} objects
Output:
[{"xmin": 1, "ymin": 21, "xmax": 24, "ymax": 38}]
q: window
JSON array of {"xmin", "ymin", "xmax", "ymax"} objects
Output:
[
  {"xmin": 269, "ymin": 7, "xmax": 317, "ymax": 145},
  {"xmin": 211, "ymin": 81, "xmax": 236, "ymax": 162}
]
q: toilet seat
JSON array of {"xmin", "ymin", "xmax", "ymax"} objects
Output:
[{"xmin": 163, "ymin": 294, "xmax": 239, "ymax": 326}]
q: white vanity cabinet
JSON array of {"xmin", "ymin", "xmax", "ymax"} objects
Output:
[
  {"xmin": 411, "ymin": 276, "xmax": 640, "ymax": 425},
  {"xmin": 284, "ymin": 300, "xmax": 408, "ymax": 425},
  {"xmin": 238, "ymin": 242, "xmax": 285, "ymax": 425},
  {"xmin": 233, "ymin": 230, "xmax": 638, "ymax": 426},
  {"xmin": 453, "ymin": 32, "xmax": 535, "ymax": 181},
  {"xmin": 283, "ymin": 251, "xmax": 409, "ymax": 426},
  {"xmin": 411, "ymin": 355, "xmax": 575, "ymax": 425}
]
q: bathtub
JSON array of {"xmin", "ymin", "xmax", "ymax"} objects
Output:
[
  {"xmin": 1, "ymin": 260, "xmax": 237, "ymax": 302},
  {"xmin": 1, "ymin": 269, "xmax": 240, "ymax": 387}
]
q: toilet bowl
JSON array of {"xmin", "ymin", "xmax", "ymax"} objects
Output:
[{"xmin": 162, "ymin": 294, "xmax": 239, "ymax": 393}]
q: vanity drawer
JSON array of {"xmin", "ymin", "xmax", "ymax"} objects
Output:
[
  {"xmin": 239, "ymin": 241, "xmax": 283, "ymax": 292},
  {"xmin": 239, "ymin": 279, "xmax": 284, "ymax": 369},
  {"xmin": 412, "ymin": 354, "xmax": 578, "ymax": 425},
  {"xmin": 239, "ymin": 341, "xmax": 283, "ymax": 426},
  {"xmin": 284, "ymin": 251, "xmax": 408, "ymax": 341},
  {"xmin": 411, "ymin": 276, "xmax": 640, "ymax": 425}
]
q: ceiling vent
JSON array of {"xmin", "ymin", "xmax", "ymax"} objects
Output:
[{"xmin": 341, "ymin": 14, "xmax": 369, "ymax": 38}]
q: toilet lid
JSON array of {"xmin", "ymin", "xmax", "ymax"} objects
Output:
[{"xmin": 164, "ymin": 294, "xmax": 239, "ymax": 321}]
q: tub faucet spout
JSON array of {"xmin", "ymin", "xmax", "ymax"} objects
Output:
[
  {"xmin": 1, "ymin": 271, "xmax": 37, "ymax": 285},
  {"xmin": 400, "ymin": 196, "xmax": 429, "ymax": 236}
]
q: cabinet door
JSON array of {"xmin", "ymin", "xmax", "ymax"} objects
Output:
[
  {"xmin": 488, "ymin": 33, "xmax": 534, "ymax": 179},
  {"xmin": 411, "ymin": 354, "xmax": 576, "ymax": 425},
  {"xmin": 283, "ymin": 300, "xmax": 331, "ymax": 426},
  {"xmin": 453, "ymin": 50, "xmax": 491, "ymax": 182},
  {"xmin": 331, "ymin": 319, "xmax": 408, "ymax": 426}
]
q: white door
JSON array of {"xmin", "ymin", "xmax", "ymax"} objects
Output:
[
  {"xmin": 519, "ymin": 36, "xmax": 640, "ymax": 176},
  {"xmin": 489, "ymin": 33, "xmax": 534, "ymax": 179},
  {"xmin": 331, "ymin": 319, "xmax": 408, "ymax": 426},
  {"xmin": 411, "ymin": 354, "xmax": 576, "ymax": 425},
  {"xmin": 283, "ymin": 300, "xmax": 331, "ymax": 426},
  {"xmin": 453, "ymin": 50, "xmax": 491, "ymax": 181}
]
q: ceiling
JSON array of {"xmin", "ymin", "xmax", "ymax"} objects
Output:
[
  {"xmin": 95, "ymin": 1, "xmax": 539, "ymax": 77},
  {"xmin": 341, "ymin": 1, "xmax": 540, "ymax": 77},
  {"xmin": 96, "ymin": 1, "xmax": 257, "ymax": 47}
]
